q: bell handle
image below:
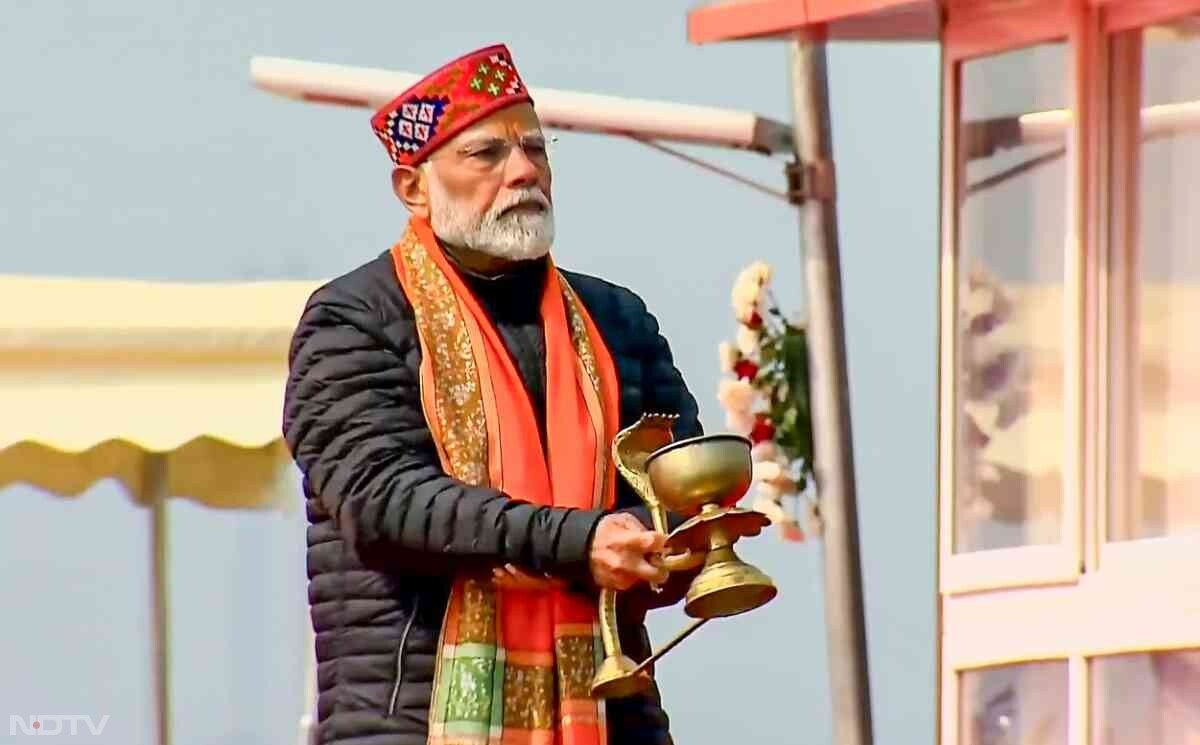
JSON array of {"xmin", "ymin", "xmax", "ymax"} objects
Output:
[
  {"xmin": 628, "ymin": 617, "xmax": 710, "ymax": 677},
  {"xmin": 591, "ymin": 588, "xmax": 654, "ymax": 699},
  {"xmin": 645, "ymin": 503, "xmax": 675, "ymax": 594},
  {"xmin": 659, "ymin": 549, "xmax": 704, "ymax": 573},
  {"xmin": 646, "ymin": 502, "xmax": 670, "ymax": 535},
  {"xmin": 598, "ymin": 588, "xmax": 622, "ymax": 658}
]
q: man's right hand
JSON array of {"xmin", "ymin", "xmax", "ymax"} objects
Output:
[{"xmin": 589, "ymin": 513, "xmax": 670, "ymax": 591}]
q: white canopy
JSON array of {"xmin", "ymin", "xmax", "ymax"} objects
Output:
[
  {"xmin": 0, "ymin": 274, "xmax": 322, "ymax": 508},
  {"xmin": 0, "ymin": 273, "xmax": 327, "ymax": 745}
]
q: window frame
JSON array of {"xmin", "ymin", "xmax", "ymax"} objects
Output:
[
  {"xmin": 938, "ymin": 3, "xmax": 1085, "ymax": 596},
  {"xmin": 937, "ymin": 2, "xmax": 1200, "ymax": 743},
  {"xmin": 1094, "ymin": 0, "xmax": 1200, "ymax": 578}
]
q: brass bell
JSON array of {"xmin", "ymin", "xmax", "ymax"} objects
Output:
[{"xmin": 590, "ymin": 414, "xmax": 777, "ymax": 699}]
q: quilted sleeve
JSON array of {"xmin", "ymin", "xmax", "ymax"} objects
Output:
[{"xmin": 282, "ymin": 283, "xmax": 604, "ymax": 580}]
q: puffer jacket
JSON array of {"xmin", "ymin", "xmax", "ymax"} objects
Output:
[{"xmin": 282, "ymin": 249, "xmax": 703, "ymax": 745}]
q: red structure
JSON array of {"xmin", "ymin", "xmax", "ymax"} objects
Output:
[{"xmin": 688, "ymin": 1, "xmax": 1200, "ymax": 743}]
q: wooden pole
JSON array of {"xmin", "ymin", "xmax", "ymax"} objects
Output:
[
  {"xmin": 146, "ymin": 454, "xmax": 172, "ymax": 745},
  {"xmin": 787, "ymin": 38, "xmax": 875, "ymax": 745}
]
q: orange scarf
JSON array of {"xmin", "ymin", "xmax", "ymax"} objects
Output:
[{"xmin": 390, "ymin": 218, "xmax": 621, "ymax": 745}]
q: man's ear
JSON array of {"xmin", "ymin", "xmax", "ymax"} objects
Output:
[{"xmin": 391, "ymin": 166, "xmax": 430, "ymax": 219}]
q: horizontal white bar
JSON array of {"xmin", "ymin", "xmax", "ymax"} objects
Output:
[
  {"xmin": 249, "ymin": 55, "xmax": 795, "ymax": 155},
  {"xmin": 963, "ymin": 99, "xmax": 1200, "ymax": 158}
]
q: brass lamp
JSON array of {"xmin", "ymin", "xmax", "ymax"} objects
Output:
[{"xmin": 590, "ymin": 414, "xmax": 777, "ymax": 698}]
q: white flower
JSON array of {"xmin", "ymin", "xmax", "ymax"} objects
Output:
[
  {"xmin": 754, "ymin": 456, "xmax": 797, "ymax": 496},
  {"xmin": 732, "ymin": 282, "xmax": 760, "ymax": 324},
  {"xmin": 718, "ymin": 341, "xmax": 739, "ymax": 373},
  {"xmin": 752, "ymin": 493, "xmax": 787, "ymax": 524},
  {"xmin": 731, "ymin": 261, "xmax": 772, "ymax": 323},
  {"xmin": 735, "ymin": 325, "xmax": 761, "ymax": 359},
  {"xmin": 753, "ymin": 460, "xmax": 785, "ymax": 483},
  {"xmin": 756, "ymin": 480, "xmax": 784, "ymax": 501},
  {"xmin": 737, "ymin": 261, "xmax": 772, "ymax": 290},
  {"xmin": 751, "ymin": 441, "xmax": 779, "ymax": 463},
  {"xmin": 717, "ymin": 378, "xmax": 757, "ymax": 414},
  {"xmin": 725, "ymin": 409, "xmax": 756, "ymax": 436}
]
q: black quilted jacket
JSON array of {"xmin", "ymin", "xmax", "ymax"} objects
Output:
[{"xmin": 282, "ymin": 249, "xmax": 702, "ymax": 745}]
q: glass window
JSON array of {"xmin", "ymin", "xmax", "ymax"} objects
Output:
[
  {"xmin": 960, "ymin": 660, "xmax": 1069, "ymax": 745},
  {"xmin": 1107, "ymin": 17, "xmax": 1200, "ymax": 542},
  {"xmin": 955, "ymin": 43, "xmax": 1070, "ymax": 553},
  {"xmin": 1092, "ymin": 650, "xmax": 1200, "ymax": 744}
]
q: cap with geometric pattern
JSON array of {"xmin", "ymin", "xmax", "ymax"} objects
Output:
[{"xmin": 370, "ymin": 44, "xmax": 534, "ymax": 167}]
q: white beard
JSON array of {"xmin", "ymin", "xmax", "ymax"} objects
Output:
[{"xmin": 425, "ymin": 166, "xmax": 555, "ymax": 262}]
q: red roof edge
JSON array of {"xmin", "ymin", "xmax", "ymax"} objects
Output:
[
  {"xmin": 687, "ymin": 0, "xmax": 810, "ymax": 45},
  {"xmin": 687, "ymin": 0, "xmax": 941, "ymax": 44}
]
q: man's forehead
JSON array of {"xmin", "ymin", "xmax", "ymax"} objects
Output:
[{"xmin": 448, "ymin": 104, "xmax": 542, "ymax": 145}]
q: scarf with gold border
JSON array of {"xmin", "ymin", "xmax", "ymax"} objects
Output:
[{"xmin": 389, "ymin": 217, "xmax": 621, "ymax": 745}]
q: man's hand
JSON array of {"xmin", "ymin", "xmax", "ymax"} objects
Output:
[
  {"xmin": 492, "ymin": 564, "xmax": 566, "ymax": 591},
  {"xmin": 589, "ymin": 513, "xmax": 670, "ymax": 591}
]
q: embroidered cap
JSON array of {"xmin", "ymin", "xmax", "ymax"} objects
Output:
[{"xmin": 370, "ymin": 44, "xmax": 534, "ymax": 167}]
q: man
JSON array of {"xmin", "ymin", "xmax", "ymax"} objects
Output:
[{"xmin": 283, "ymin": 44, "xmax": 702, "ymax": 745}]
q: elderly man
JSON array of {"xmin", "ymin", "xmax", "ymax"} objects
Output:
[{"xmin": 283, "ymin": 44, "xmax": 701, "ymax": 745}]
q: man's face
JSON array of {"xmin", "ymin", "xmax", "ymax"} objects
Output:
[{"xmin": 400, "ymin": 103, "xmax": 555, "ymax": 262}]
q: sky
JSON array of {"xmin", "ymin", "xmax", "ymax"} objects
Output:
[{"xmin": 0, "ymin": 2, "xmax": 941, "ymax": 744}]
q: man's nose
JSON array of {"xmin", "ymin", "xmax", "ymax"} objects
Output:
[{"xmin": 503, "ymin": 144, "xmax": 541, "ymax": 188}]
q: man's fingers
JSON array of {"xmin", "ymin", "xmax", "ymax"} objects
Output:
[
  {"xmin": 492, "ymin": 564, "xmax": 565, "ymax": 590},
  {"xmin": 608, "ymin": 526, "xmax": 665, "ymax": 553},
  {"xmin": 633, "ymin": 557, "xmax": 670, "ymax": 585},
  {"xmin": 601, "ymin": 547, "xmax": 669, "ymax": 588},
  {"xmin": 595, "ymin": 560, "xmax": 639, "ymax": 591},
  {"xmin": 632, "ymin": 530, "xmax": 667, "ymax": 554},
  {"xmin": 605, "ymin": 570, "xmax": 638, "ymax": 591},
  {"xmin": 590, "ymin": 513, "xmax": 678, "ymax": 591},
  {"xmin": 600, "ymin": 562, "xmax": 665, "ymax": 590},
  {"xmin": 612, "ymin": 512, "xmax": 646, "ymax": 531},
  {"xmin": 503, "ymin": 563, "xmax": 532, "ymax": 579}
]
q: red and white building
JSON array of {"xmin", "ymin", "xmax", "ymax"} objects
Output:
[{"xmin": 688, "ymin": 1, "xmax": 1200, "ymax": 742}]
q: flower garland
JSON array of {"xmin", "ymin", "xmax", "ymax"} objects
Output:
[{"xmin": 718, "ymin": 261, "xmax": 818, "ymax": 542}]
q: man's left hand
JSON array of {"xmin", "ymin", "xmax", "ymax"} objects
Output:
[{"xmin": 492, "ymin": 564, "xmax": 567, "ymax": 591}]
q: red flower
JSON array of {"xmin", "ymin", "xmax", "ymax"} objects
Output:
[
  {"xmin": 781, "ymin": 521, "xmax": 806, "ymax": 542},
  {"xmin": 733, "ymin": 359, "xmax": 759, "ymax": 381},
  {"xmin": 746, "ymin": 311, "xmax": 764, "ymax": 330},
  {"xmin": 749, "ymin": 415, "xmax": 776, "ymax": 444}
]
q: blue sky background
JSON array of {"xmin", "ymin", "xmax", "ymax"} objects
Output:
[{"xmin": 1, "ymin": 2, "xmax": 940, "ymax": 743}]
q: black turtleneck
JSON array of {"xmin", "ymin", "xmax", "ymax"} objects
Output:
[{"xmin": 445, "ymin": 250, "xmax": 550, "ymax": 446}]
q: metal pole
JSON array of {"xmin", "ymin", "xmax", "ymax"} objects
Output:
[
  {"xmin": 787, "ymin": 39, "xmax": 874, "ymax": 745},
  {"xmin": 146, "ymin": 454, "xmax": 172, "ymax": 745}
]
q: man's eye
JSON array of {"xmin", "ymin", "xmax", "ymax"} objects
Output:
[{"xmin": 469, "ymin": 146, "xmax": 504, "ymax": 161}]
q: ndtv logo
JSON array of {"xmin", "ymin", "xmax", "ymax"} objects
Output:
[{"xmin": 9, "ymin": 716, "xmax": 110, "ymax": 737}]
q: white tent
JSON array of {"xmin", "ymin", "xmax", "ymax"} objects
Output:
[{"xmin": 0, "ymin": 274, "xmax": 322, "ymax": 745}]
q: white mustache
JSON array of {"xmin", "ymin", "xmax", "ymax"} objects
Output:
[
  {"xmin": 425, "ymin": 165, "xmax": 555, "ymax": 261},
  {"xmin": 490, "ymin": 189, "xmax": 551, "ymax": 219}
]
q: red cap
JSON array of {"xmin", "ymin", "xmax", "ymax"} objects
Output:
[{"xmin": 370, "ymin": 44, "xmax": 534, "ymax": 167}]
